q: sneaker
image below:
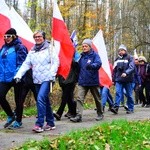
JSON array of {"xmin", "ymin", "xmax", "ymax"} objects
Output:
[
  {"xmin": 64, "ymin": 112, "xmax": 71, "ymax": 117},
  {"xmin": 32, "ymin": 125, "xmax": 44, "ymax": 133},
  {"xmin": 70, "ymin": 115, "xmax": 82, "ymax": 123},
  {"xmin": 123, "ymin": 105, "xmax": 129, "ymax": 111},
  {"xmin": 53, "ymin": 113, "xmax": 61, "ymax": 121},
  {"xmin": 9, "ymin": 121, "xmax": 22, "ymax": 129},
  {"xmin": 95, "ymin": 114, "xmax": 104, "ymax": 121},
  {"xmin": 110, "ymin": 107, "xmax": 118, "ymax": 114},
  {"xmin": 43, "ymin": 124, "xmax": 56, "ymax": 131},
  {"xmin": 145, "ymin": 104, "xmax": 150, "ymax": 108},
  {"xmin": 4, "ymin": 115, "xmax": 15, "ymax": 128},
  {"xmin": 126, "ymin": 110, "xmax": 134, "ymax": 114}
]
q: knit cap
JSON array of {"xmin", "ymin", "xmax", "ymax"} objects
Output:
[
  {"xmin": 5, "ymin": 28, "xmax": 17, "ymax": 35},
  {"xmin": 118, "ymin": 44, "xmax": 127, "ymax": 51},
  {"xmin": 138, "ymin": 56, "xmax": 147, "ymax": 62},
  {"xmin": 82, "ymin": 39, "xmax": 92, "ymax": 47}
]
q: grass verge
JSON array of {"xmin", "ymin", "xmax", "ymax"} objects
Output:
[{"xmin": 13, "ymin": 119, "xmax": 150, "ymax": 150}]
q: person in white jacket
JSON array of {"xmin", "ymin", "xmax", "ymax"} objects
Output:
[{"xmin": 14, "ymin": 31, "xmax": 59, "ymax": 133}]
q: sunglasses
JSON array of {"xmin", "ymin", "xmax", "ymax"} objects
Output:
[{"xmin": 4, "ymin": 34, "xmax": 13, "ymax": 38}]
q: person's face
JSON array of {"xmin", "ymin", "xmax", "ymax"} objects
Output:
[
  {"xmin": 82, "ymin": 44, "xmax": 91, "ymax": 53},
  {"xmin": 118, "ymin": 49, "xmax": 126, "ymax": 56},
  {"xmin": 134, "ymin": 59, "xmax": 139, "ymax": 65},
  {"xmin": 33, "ymin": 33, "xmax": 44, "ymax": 44},
  {"xmin": 139, "ymin": 60, "xmax": 145, "ymax": 65},
  {"xmin": 4, "ymin": 34, "xmax": 13, "ymax": 44}
]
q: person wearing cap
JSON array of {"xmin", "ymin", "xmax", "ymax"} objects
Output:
[
  {"xmin": 110, "ymin": 44, "xmax": 135, "ymax": 114},
  {"xmin": 0, "ymin": 28, "xmax": 28, "ymax": 128},
  {"xmin": 14, "ymin": 30, "xmax": 59, "ymax": 133},
  {"xmin": 138, "ymin": 56, "xmax": 150, "ymax": 107},
  {"xmin": 70, "ymin": 38, "xmax": 103, "ymax": 122}
]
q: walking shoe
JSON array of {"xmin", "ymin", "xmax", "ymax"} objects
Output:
[
  {"xmin": 8, "ymin": 121, "xmax": 22, "ymax": 129},
  {"xmin": 123, "ymin": 105, "xmax": 129, "ymax": 111},
  {"xmin": 126, "ymin": 110, "xmax": 134, "ymax": 114},
  {"xmin": 70, "ymin": 115, "xmax": 82, "ymax": 122},
  {"xmin": 95, "ymin": 114, "xmax": 104, "ymax": 121},
  {"xmin": 64, "ymin": 112, "xmax": 71, "ymax": 117},
  {"xmin": 32, "ymin": 125, "xmax": 44, "ymax": 133},
  {"xmin": 4, "ymin": 115, "xmax": 15, "ymax": 128},
  {"xmin": 145, "ymin": 104, "xmax": 150, "ymax": 108},
  {"xmin": 53, "ymin": 113, "xmax": 61, "ymax": 121},
  {"xmin": 110, "ymin": 107, "xmax": 118, "ymax": 114},
  {"xmin": 43, "ymin": 124, "xmax": 56, "ymax": 131}
]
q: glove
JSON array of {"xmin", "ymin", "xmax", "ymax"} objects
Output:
[
  {"xmin": 15, "ymin": 78, "xmax": 21, "ymax": 83},
  {"xmin": 86, "ymin": 64, "xmax": 92, "ymax": 70}
]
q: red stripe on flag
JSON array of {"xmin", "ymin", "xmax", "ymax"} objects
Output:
[
  {"xmin": 0, "ymin": 14, "xmax": 11, "ymax": 47},
  {"xmin": 52, "ymin": 17, "xmax": 74, "ymax": 79}
]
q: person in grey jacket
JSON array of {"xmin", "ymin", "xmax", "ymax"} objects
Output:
[{"xmin": 14, "ymin": 31, "xmax": 59, "ymax": 133}]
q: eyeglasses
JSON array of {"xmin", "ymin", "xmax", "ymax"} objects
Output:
[
  {"xmin": 33, "ymin": 36, "xmax": 43, "ymax": 39},
  {"xmin": 4, "ymin": 34, "xmax": 13, "ymax": 38}
]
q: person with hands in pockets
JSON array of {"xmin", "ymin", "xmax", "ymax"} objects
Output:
[
  {"xmin": 70, "ymin": 38, "xmax": 103, "ymax": 122},
  {"xmin": 14, "ymin": 30, "xmax": 59, "ymax": 133}
]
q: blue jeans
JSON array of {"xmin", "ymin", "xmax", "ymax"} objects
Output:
[
  {"xmin": 100, "ymin": 87, "xmax": 114, "ymax": 107},
  {"xmin": 114, "ymin": 82, "xmax": 134, "ymax": 111},
  {"xmin": 35, "ymin": 81, "xmax": 54, "ymax": 127}
]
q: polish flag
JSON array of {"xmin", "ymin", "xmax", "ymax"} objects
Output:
[
  {"xmin": 52, "ymin": 1, "xmax": 74, "ymax": 79},
  {"xmin": 92, "ymin": 30, "xmax": 112, "ymax": 88},
  {"xmin": 0, "ymin": 0, "xmax": 34, "ymax": 50}
]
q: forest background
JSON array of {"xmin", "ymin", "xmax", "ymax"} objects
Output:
[{"xmin": 2, "ymin": 0, "xmax": 150, "ymax": 108}]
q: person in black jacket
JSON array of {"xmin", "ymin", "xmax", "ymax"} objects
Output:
[
  {"xmin": 53, "ymin": 58, "xmax": 79, "ymax": 120},
  {"xmin": 111, "ymin": 44, "xmax": 135, "ymax": 114}
]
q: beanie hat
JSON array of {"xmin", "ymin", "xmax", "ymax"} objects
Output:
[
  {"xmin": 118, "ymin": 44, "xmax": 127, "ymax": 51},
  {"xmin": 5, "ymin": 28, "xmax": 17, "ymax": 35},
  {"xmin": 138, "ymin": 56, "xmax": 147, "ymax": 62},
  {"xmin": 82, "ymin": 39, "xmax": 92, "ymax": 47}
]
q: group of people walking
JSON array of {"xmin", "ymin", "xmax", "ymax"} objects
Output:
[{"xmin": 0, "ymin": 28, "xmax": 149, "ymax": 133}]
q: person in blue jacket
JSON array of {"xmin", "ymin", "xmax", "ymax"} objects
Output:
[
  {"xmin": 111, "ymin": 44, "xmax": 135, "ymax": 114},
  {"xmin": 0, "ymin": 28, "xmax": 27, "ymax": 128},
  {"xmin": 70, "ymin": 38, "xmax": 103, "ymax": 122}
]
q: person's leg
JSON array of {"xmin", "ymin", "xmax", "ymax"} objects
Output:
[
  {"xmin": 56, "ymin": 85, "xmax": 68, "ymax": 117},
  {"xmin": 139, "ymin": 84, "xmax": 146, "ymax": 107},
  {"xmin": 145, "ymin": 81, "xmax": 150, "ymax": 107},
  {"xmin": 101, "ymin": 87, "xmax": 108, "ymax": 109},
  {"xmin": 30, "ymin": 84, "xmax": 37, "ymax": 101},
  {"xmin": 134, "ymin": 84, "xmax": 140, "ymax": 104},
  {"xmin": 35, "ymin": 81, "xmax": 54, "ymax": 128},
  {"xmin": 90, "ymin": 86, "xmax": 103, "ymax": 119},
  {"xmin": 124, "ymin": 82, "xmax": 134, "ymax": 113},
  {"xmin": 66, "ymin": 84, "xmax": 76, "ymax": 116},
  {"xmin": 70, "ymin": 85, "xmax": 88, "ymax": 122},
  {"xmin": 13, "ymin": 82, "xmax": 24, "ymax": 124},
  {"xmin": 0, "ymin": 82, "xmax": 13, "ymax": 116}
]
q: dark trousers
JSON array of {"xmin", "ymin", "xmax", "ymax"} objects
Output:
[
  {"xmin": 139, "ymin": 81, "xmax": 150, "ymax": 105},
  {"xmin": 0, "ymin": 82, "xmax": 23, "ymax": 122},
  {"xmin": 21, "ymin": 84, "xmax": 37, "ymax": 104},
  {"xmin": 57, "ymin": 83, "xmax": 76, "ymax": 117}
]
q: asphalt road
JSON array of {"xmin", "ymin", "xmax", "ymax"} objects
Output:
[{"xmin": 0, "ymin": 105, "xmax": 149, "ymax": 150}]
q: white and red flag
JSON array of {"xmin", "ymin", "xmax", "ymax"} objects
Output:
[
  {"xmin": 52, "ymin": 1, "xmax": 75, "ymax": 79},
  {"xmin": 92, "ymin": 30, "xmax": 112, "ymax": 88},
  {"xmin": 0, "ymin": 0, "xmax": 34, "ymax": 50}
]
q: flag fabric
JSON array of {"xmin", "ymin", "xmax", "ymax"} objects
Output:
[
  {"xmin": 134, "ymin": 49, "xmax": 138, "ymax": 59},
  {"xmin": 0, "ymin": 0, "xmax": 34, "ymax": 50},
  {"xmin": 52, "ymin": 1, "xmax": 75, "ymax": 79},
  {"xmin": 70, "ymin": 30, "xmax": 78, "ymax": 48},
  {"xmin": 92, "ymin": 30, "xmax": 112, "ymax": 88}
]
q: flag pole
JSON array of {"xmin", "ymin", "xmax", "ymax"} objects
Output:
[{"xmin": 49, "ymin": 37, "xmax": 54, "ymax": 93}]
